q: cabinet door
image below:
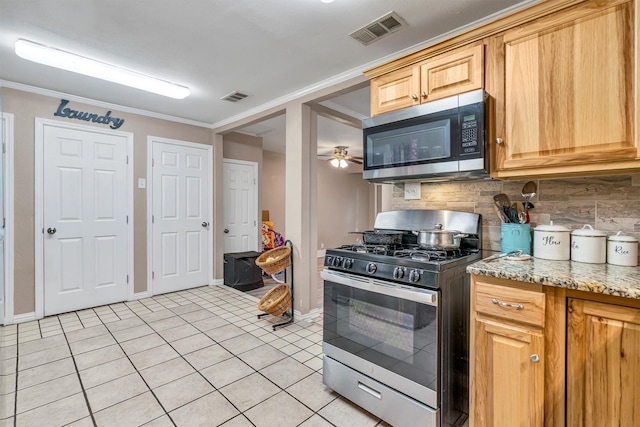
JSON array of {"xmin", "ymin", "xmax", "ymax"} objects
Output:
[
  {"xmin": 370, "ymin": 65, "xmax": 420, "ymax": 116},
  {"xmin": 473, "ymin": 319, "xmax": 544, "ymax": 427},
  {"xmin": 567, "ymin": 299, "xmax": 640, "ymax": 427},
  {"xmin": 494, "ymin": 0, "xmax": 637, "ymax": 177},
  {"xmin": 420, "ymin": 44, "xmax": 484, "ymax": 102}
]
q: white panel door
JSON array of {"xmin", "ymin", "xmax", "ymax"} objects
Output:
[
  {"xmin": 152, "ymin": 141, "xmax": 210, "ymax": 294},
  {"xmin": 0, "ymin": 115, "xmax": 6, "ymax": 322},
  {"xmin": 43, "ymin": 125, "xmax": 128, "ymax": 316},
  {"xmin": 223, "ymin": 160, "xmax": 258, "ymax": 253}
]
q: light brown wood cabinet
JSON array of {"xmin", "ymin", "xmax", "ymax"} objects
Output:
[
  {"xmin": 567, "ymin": 299, "xmax": 640, "ymax": 427},
  {"xmin": 487, "ymin": 0, "xmax": 639, "ymax": 178},
  {"xmin": 470, "ymin": 277, "xmax": 546, "ymax": 427},
  {"xmin": 369, "ymin": 44, "xmax": 484, "ymax": 116},
  {"xmin": 471, "ymin": 274, "xmax": 640, "ymax": 426}
]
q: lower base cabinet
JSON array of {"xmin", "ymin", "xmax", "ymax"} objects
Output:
[
  {"xmin": 567, "ymin": 299, "xmax": 640, "ymax": 427},
  {"xmin": 471, "ymin": 275, "xmax": 640, "ymax": 427},
  {"xmin": 473, "ymin": 319, "xmax": 544, "ymax": 426}
]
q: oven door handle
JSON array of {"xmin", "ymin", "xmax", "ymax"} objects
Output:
[{"xmin": 321, "ymin": 269, "xmax": 438, "ymax": 306}]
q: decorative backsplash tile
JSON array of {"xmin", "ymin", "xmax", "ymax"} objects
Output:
[{"xmin": 391, "ymin": 174, "xmax": 640, "ymax": 252}]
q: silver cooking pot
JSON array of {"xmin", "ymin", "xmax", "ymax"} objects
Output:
[{"xmin": 413, "ymin": 224, "xmax": 468, "ymax": 250}]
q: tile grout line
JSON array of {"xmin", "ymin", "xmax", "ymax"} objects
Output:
[
  {"xmin": 11, "ymin": 285, "xmax": 331, "ymax": 426},
  {"xmin": 61, "ymin": 330, "xmax": 98, "ymax": 427}
]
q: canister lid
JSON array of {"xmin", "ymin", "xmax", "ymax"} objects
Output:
[
  {"xmin": 608, "ymin": 231, "xmax": 639, "ymax": 243},
  {"xmin": 571, "ymin": 224, "xmax": 607, "ymax": 237},
  {"xmin": 534, "ymin": 223, "xmax": 570, "ymax": 232}
]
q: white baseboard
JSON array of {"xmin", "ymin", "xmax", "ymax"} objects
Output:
[
  {"xmin": 294, "ymin": 308, "xmax": 321, "ymax": 322},
  {"xmin": 11, "ymin": 312, "xmax": 37, "ymax": 324},
  {"xmin": 317, "ymin": 249, "xmax": 326, "ymax": 258},
  {"xmin": 211, "ymin": 278, "xmax": 224, "ymax": 286},
  {"xmin": 131, "ymin": 291, "xmax": 151, "ymax": 300}
]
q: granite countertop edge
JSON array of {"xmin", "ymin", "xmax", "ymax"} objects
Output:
[{"xmin": 467, "ymin": 254, "xmax": 640, "ymax": 300}]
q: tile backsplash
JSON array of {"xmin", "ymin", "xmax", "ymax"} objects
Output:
[{"xmin": 391, "ymin": 174, "xmax": 640, "ymax": 252}]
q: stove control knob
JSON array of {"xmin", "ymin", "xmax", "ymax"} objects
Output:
[
  {"xmin": 342, "ymin": 258, "xmax": 353, "ymax": 269},
  {"xmin": 332, "ymin": 256, "xmax": 342, "ymax": 267},
  {"xmin": 409, "ymin": 269, "xmax": 421, "ymax": 283},
  {"xmin": 366, "ymin": 262, "xmax": 377, "ymax": 274},
  {"xmin": 393, "ymin": 267, "xmax": 405, "ymax": 279}
]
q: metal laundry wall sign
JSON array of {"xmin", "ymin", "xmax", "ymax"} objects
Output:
[{"xmin": 54, "ymin": 99, "xmax": 125, "ymax": 129}]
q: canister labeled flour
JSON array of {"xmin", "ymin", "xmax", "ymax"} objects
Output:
[
  {"xmin": 533, "ymin": 223, "xmax": 570, "ymax": 260},
  {"xmin": 571, "ymin": 224, "xmax": 607, "ymax": 264},
  {"xmin": 607, "ymin": 231, "xmax": 638, "ymax": 266}
]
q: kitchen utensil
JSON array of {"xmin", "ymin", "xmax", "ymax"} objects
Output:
[
  {"xmin": 522, "ymin": 181, "xmax": 537, "ymax": 210},
  {"xmin": 522, "ymin": 181, "xmax": 537, "ymax": 224},
  {"xmin": 493, "ymin": 193, "xmax": 511, "ymax": 208},
  {"xmin": 571, "ymin": 225, "xmax": 607, "ymax": 264},
  {"xmin": 412, "ymin": 224, "xmax": 468, "ymax": 250},
  {"xmin": 512, "ymin": 202, "xmax": 525, "ymax": 223},
  {"xmin": 533, "ymin": 223, "xmax": 570, "ymax": 260},
  {"xmin": 607, "ymin": 232, "xmax": 638, "ymax": 266},
  {"xmin": 502, "ymin": 206, "xmax": 519, "ymax": 224},
  {"xmin": 485, "ymin": 250, "xmax": 523, "ymax": 262},
  {"xmin": 355, "ymin": 230, "xmax": 403, "ymax": 245},
  {"xmin": 493, "ymin": 203, "xmax": 507, "ymax": 223}
]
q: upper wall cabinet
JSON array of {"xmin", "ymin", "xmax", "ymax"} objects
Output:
[
  {"xmin": 369, "ymin": 44, "xmax": 484, "ymax": 116},
  {"xmin": 488, "ymin": 0, "xmax": 639, "ymax": 178}
]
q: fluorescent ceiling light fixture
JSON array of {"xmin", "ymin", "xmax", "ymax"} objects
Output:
[{"xmin": 15, "ymin": 39, "xmax": 190, "ymax": 99}]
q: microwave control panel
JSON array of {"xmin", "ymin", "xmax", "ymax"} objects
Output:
[{"xmin": 459, "ymin": 106, "xmax": 484, "ymax": 157}]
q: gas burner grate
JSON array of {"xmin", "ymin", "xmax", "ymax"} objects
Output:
[
  {"xmin": 338, "ymin": 244, "xmax": 402, "ymax": 255},
  {"xmin": 393, "ymin": 248, "xmax": 464, "ymax": 261}
]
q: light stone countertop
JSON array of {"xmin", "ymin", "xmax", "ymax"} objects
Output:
[{"xmin": 467, "ymin": 254, "xmax": 640, "ymax": 299}]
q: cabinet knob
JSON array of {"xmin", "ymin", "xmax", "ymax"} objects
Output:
[
  {"xmin": 412, "ymin": 94, "xmax": 418, "ymax": 100},
  {"xmin": 421, "ymin": 91, "xmax": 427, "ymax": 99},
  {"xmin": 530, "ymin": 354, "xmax": 540, "ymax": 363},
  {"xmin": 496, "ymin": 137, "xmax": 504, "ymax": 145}
]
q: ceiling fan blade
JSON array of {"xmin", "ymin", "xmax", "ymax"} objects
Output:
[{"xmin": 349, "ymin": 159, "xmax": 363, "ymax": 165}]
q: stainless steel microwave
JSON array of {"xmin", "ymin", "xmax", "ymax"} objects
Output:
[{"xmin": 362, "ymin": 89, "xmax": 488, "ymax": 183}]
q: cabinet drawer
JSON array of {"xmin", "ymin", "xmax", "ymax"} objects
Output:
[{"xmin": 475, "ymin": 281, "xmax": 545, "ymax": 328}]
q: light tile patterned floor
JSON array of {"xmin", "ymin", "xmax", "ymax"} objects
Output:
[{"xmin": 0, "ymin": 285, "xmax": 391, "ymax": 427}]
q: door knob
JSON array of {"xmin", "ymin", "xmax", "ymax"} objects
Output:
[
  {"xmin": 224, "ymin": 228, "xmax": 229, "ymax": 233},
  {"xmin": 202, "ymin": 222, "xmax": 209, "ymax": 228},
  {"xmin": 47, "ymin": 227, "xmax": 56, "ymax": 235}
]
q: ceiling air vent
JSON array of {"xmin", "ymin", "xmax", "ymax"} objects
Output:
[
  {"xmin": 350, "ymin": 12, "xmax": 407, "ymax": 46},
  {"xmin": 221, "ymin": 91, "xmax": 249, "ymax": 102}
]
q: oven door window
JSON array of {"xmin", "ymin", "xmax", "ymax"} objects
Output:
[{"xmin": 324, "ymin": 281, "xmax": 439, "ymax": 391}]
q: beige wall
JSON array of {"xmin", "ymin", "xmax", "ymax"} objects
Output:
[
  {"xmin": 263, "ymin": 150, "xmax": 372, "ymax": 250},
  {"xmin": 391, "ymin": 175, "xmax": 640, "ymax": 253},
  {"xmin": 3, "ymin": 88, "xmax": 212, "ymax": 315}
]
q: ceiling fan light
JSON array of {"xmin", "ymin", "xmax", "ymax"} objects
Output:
[
  {"xmin": 330, "ymin": 158, "xmax": 340, "ymax": 168},
  {"xmin": 14, "ymin": 39, "xmax": 190, "ymax": 99},
  {"xmin": 339, "ymin": 159, "xmax": 348, "ymax": 168}
]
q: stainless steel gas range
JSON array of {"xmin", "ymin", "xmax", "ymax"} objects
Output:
[{"xmin": 321, "ymin": 209, "xmax": 482, "ymax": 427}]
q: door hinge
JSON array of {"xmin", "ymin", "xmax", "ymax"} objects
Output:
[
  {"xmin": 152, "ymin": 271, "xmax": 155, "ymax": 279},
  {"xmin": 253, "ymin": 178, "xmax": 256, "ymax": 185},
  {"xmin": 2, "ymin": 218, "xmax": 4, "ymax": 229},
  {"xmin": 42, "ymin": 228, "xmax": 44, "ymax": 234},
  {"xmin": 2, "ymin": 143, "xmax": 5, "ymax": 154},
  {"xmin": 126, "ymin": 215, "xmax": 129, "ymax": 224},
  {"xmin": 152, "ymin": 158, "xmax": 155, "ymax": 167},
  {"xmin": 152, "ymin": 215, "xmax": 155, "ymax": 223},
  {"xmin": 126, "ymin": 155, "xmax": 129, "ymax": 164},
  {"xmin": 126, "ymin": 275, "xmax": 129, "ymax": 283},
  {"xmin": 254, "ymin": 220, "xmax": 256, "ymax": 226}
]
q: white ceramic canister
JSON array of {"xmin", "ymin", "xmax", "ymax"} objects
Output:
[
  {"xmin": 570, "ymin": 224, "xmax": 607, "ymax": 264},
  {"xmin": 607, "ymin": 231, "xmax": 639, "ymax": 266},
  {"xmin": 533, "ymin": 223, "xmax": 571, "ymax": 260}
]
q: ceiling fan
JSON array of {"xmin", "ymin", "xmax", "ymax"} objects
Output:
[{"xmin": 322, "ymin": 146, "xmax": 363, "ymax": 168}]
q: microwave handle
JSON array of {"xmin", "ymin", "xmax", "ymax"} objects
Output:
[{"xmin": 321, "ymin": 269, "xmax": 438, "ymax": 307}]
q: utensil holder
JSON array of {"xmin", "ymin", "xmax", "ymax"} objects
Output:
[{"xmin": 501, "ymin": 223, "xmax": 531, "ymax": 255}]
